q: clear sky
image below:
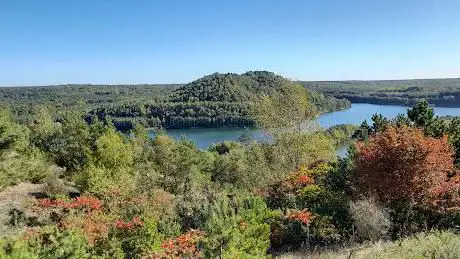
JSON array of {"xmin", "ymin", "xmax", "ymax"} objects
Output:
[{"xmin": 1, "ymin": 0, "xmax": 460, "ymax": 86}]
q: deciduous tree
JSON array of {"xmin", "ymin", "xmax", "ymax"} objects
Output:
[{"xmin": 354, "ymin": 126, "xmax": 455, "ymax": 208}]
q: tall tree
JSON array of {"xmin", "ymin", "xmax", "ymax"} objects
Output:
[{"xmin": 353, "ymin": 126, "xmax": 455, "ymax": 208}]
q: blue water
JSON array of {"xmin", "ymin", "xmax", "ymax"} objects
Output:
[
  {"xmin": 148, "ymin": 103, "xmax": 460, "ymax": 150},
  {"xmin": 158, "ymin": 128, "xmax": 270, "ymax": 149}
]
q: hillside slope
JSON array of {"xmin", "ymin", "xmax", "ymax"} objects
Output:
[
  {"xmin": 88, "ymin": 71, "xmax": 349, "ymax": 129},
  {"xmin": 0, "ymin": 72, "xmax": 350, "ymax": 129}
]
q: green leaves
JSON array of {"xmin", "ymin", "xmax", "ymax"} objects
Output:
[
  {"xmin": 95, "ymin": 128, "xmax": 133, "ymax": 170},
  {"xmin": 0, "ymin": 109, "xmax": 30, "ymax": 152},
  {"xmin": 200, "ymin": 195, "xmax": 274, "ymax": 258}
]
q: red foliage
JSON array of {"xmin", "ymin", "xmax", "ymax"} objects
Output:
[
  {"xmin": 39, "ymin": 196, "xmax": 102, "ymax": 211},
  {"xmin": 293, "ymin": 175, "xmax": 314, "ymax": 186},
  {"xmin": 63, "ymin": 212, "xmax": 110, "ymax": 245},
  {"xmin": 287, "ymin": 168, "xmax": 315, "ymax": 187},
  {"xmin": 262, "ymin": 166, "xmax": 320, "ymax": 210},
  {"xmin": 354, "ymin": 126, "xmax": 457, "ymax": 209},
  {"xmin": 113, "ymin": 217, "xmax": 144, "ymax": 230},
  {"xmin": 151, "ymin": 229, "xmax": 204, "ymax": 259},
  {"xmin": 38, "ymin": 196, "xmax": 109, "ymax": 244},
  {"xmin": 285, "ymin": 209, "xmax": 314, "ymax": 225},
  {"xmin": 429, "ymin": 172, "xmax": 460, "ymax": 212}
]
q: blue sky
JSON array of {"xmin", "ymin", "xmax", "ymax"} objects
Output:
[{"xmin": 1, "ymin": 0, "xmax": 460, "ymax": 86}]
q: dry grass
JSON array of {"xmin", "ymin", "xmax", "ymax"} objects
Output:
[{"xmin": 277, "ymin": 231, "xmax": 460, "ymax": 259}]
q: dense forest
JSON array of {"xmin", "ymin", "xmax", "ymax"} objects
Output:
[
  {"xmin": 3, "ymin": 77, "xmax": 460, "ymax": 130},
  {"xmin": 302, "ymin": 78, "xmax": 460, "ymax": 107},
  {"xmin": 2, "ymin": 69, "xmax": 460, "ymax": 258},
  {"xmin": 0, "ymin": 72, "xmax": 350, "ymax": 130}
]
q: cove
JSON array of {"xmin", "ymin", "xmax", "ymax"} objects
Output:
[{"xmin": 148, "ymin": 103, "xmax": 460, "ymax": 150}]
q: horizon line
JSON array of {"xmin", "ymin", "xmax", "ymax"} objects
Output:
[{"xmin": 2, "ymin": 75, "xmax": 460, "ymax": 88}]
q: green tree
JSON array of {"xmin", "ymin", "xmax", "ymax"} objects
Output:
[
  {"xmin": 270, "ymin": 132, "xmax": 336, "ymax": 172},
  {"xmin": 95, "ymin": 128, "xmax": 133, "ymax": 169},
  {"xmin": 200, "ymin": 195, "xmax": 275, "ymax": 258},
  {"xmin": 0, "ymin": 109, "xmax": 29, "ymax": 151},
  {"xmin": 0, "ymin": 109, "xmax": 50, "ymax": 188},
  {"xmin": 407, "ymin": 100, "xmax": 434, "ymax": 128}
]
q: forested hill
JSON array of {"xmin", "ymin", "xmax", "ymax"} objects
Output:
[
  {"xmin": 170, "ymin": 71, "xmax": 297, "ymax": 102},
  {"xmin": 301, "ymin": 78, "xmax": 460, "ymax": 107},
  {"xmin": 89, "ymin": 71, "xmax": 349, "ymax": 129},
  {"xmin": 0, "ymin": 71, "xmax": 350, "ymax": 130}
]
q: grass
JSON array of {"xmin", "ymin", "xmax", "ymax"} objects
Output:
[{"xmin": 278, "ymin": 231, "xmax": 460, "ymax": 259}]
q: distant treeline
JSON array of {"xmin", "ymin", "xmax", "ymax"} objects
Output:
[
  {"xmin": 0, "ymin": 84, "xmax": 178, "ymax": 108},
  {"xmin": 87, "ymin": 102, "xmax": 255, "ymax": 130},
  {"xmin": 301, "ymin": 78, "xmax": 460, "ymax": 107}
]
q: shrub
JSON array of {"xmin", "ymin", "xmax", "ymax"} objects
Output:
[
  {"xmin": 151, "ymin": 229, "xmax": 204, "ymax": 258},
  {"xmin": 42, "ymin": 167, "xmax": 68, "ymax": 197},
  {"xmin": 95, "ymin": 128, "xmax": 134, "ymax": 169},
  {"xmin": 349, "ymin": 198, "xmax": 391, "ymax": 242},
  {"xmin": 0, "ymin": 237, "xmax": 38, "ymax": 259},
  {"xmin": 354, "ymin": 126, "xmax": 456, "ymax": 209},
  {"xmin": 200, "ymin": 195, "xmax": 275, "ymax": 258},
  {"xmin": 265, "ymin": 163, "xmax": 353, "ymax": 243},
  {"xmin": 14, "ymin": 226, "xmax": 91, "ymax": 259},
  {"xmin": 0, "ymin": 149, "xmax": 50, "ymax": 188}
]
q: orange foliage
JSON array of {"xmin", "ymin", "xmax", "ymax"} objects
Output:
[
  {"xmin": 354, "ymin": 126, "xmax": 457, "ymax": 209},
  {"xmin": 149, "ymin": 229, "xmax": 204, "ymax": 259},
  {"xmin": 63, "ymin": 211, "xmax": 111, "ymax": 245},
  {"xmin": 37, "ymin": 196, "xmax": 111, "ymax": 244},
  {"xmin": 114, "ymin": 217, "xmax": 145, "ymax": 230},
  {"xmin": 285, "ymin": 209, "xmax": 314, "ymax": 224},
  {"xmin": 429, "ymin": 171, "xmax": 460, "ymax": 212},
  {"xmin": 39, "ymin": 196, "xmax": 102, "ymax": 211},
  {"xmin": 287, "ymin": 165, "xmax": 315, "ymax": 187}
]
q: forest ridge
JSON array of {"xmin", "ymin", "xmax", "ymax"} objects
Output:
[{"xmin": 1, "ymin": 71, "xmax": 350, "ymax": 130}]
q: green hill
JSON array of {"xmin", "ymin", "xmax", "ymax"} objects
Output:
[
  {"xmin": 0, "ymin": 72, "xmax": 350, "ymax": 130},
  {"xmin": 170, "ymin": 71, "xmax": 297, "ymax": 102},
  {"xmin": 135, "ymin": 71, "xmax": 348, "ymax": 129}
]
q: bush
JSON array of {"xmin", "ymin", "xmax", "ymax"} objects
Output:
[
  {"xmin": 0, "ymin": 237, "xmax": 38, "ymax": 259},
  {"xmin": 0, "ymin": 226, "xmax": 91, "ymax": 259},
  {"xmin": 42, "ymin": 167, "xmax": 68, "ymax": 197},
  {"xmin": 349, "ymin": 198, "xmax": 391, "ymax": 242},
  {"xmin": 265, "ymin": 162, "xmax": 353, "ymax": 247},
  {"xmin": 200, "ymin": 195, "xmax": 276, "ymax": 258},
  {"xmin": 0, "ymin": 149, "xmax": 50, "ymax": 188},
  {"xmin": 353, "ymin": 126, "xmax": 456, "ymax": 209}
]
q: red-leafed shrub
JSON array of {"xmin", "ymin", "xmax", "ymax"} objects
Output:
[
  {"xmin": 149, "ymin": 229, "xmax": 204, "ymax": 259},
  {"xmin": 39, "ymin": 196, "xmax": 102, "ymax": 211},
  {"xmin": 113, "ymin": 217, "xmax": 145, "ymax": 230},
  {"xmin": 63, "ymin": 211, "xmax": 111, "ymax": 245},
  {"xmin": 288, "ymin": 171, "xmax": 314, "ymax": 187},
  {"xmin": 37, "ymin": 196, "xmax": 110, "ymax": 245},
  {"xmin": 285, "ymin": 209, "xmax": 314, "ymax": 225},
  {"xmin": 429, "ymin": 172, "xmax": 460, "ymax": 213},
  {"xmin": 354, "ymin": 126, "xmax": 457, "ymax": 210}
]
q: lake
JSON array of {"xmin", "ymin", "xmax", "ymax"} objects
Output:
[{"xmin": 149, "ymin": 103, "xmax": 460, "ymax": 151}]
